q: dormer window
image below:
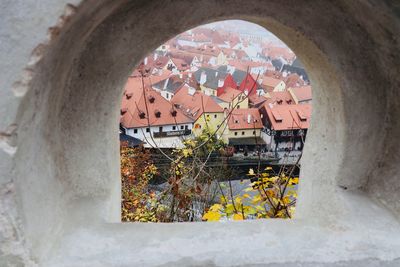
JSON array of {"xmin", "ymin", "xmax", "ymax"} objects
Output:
[
  {"xmin": 139, "ymin": 111, "xmax": 146, "ymax": 119},
  {"xmin": 148, "ymin": 95, "xmax": 155, "ymax": 103},
  {"xmin": 120, "ymin": 108, "xmax": 127, "ymax": 115},
  {"xmin": 170, "ymin": 109, "xmax": 177, "ymax": 117},
  {"xmin": 126, "ymin": 93, "xmax": 133, "ymax": 99},
  {"xmin": 154, "ymin": 110, "xmax": 161, "ymax": 118}
]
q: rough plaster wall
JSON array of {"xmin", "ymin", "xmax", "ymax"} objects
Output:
[{"xmin": 0, "ymin": 0, "xmax": 399, "ymax": 266}]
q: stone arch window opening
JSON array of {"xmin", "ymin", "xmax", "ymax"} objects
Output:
[{"xmin": 120, "ymin": 19, "xmax": 311, "ymax": 223}]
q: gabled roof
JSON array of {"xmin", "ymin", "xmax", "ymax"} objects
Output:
[
  {"xmin": 284, "ymin": 72, "xmax": 307, "ymax": 88},
  {"xmin": 264, "ymin": 91, "xmax": 295, "ymax": 105},
  {"xmin": 171, "ymin": 87, "xmax": 224, "ymax": 120},
  {"xmin": 238, "ymin": 73, "xmax": 263, "ymax": 95},
  {"xmin": 152, "ymin": 75, "xmax": 185, "ymax": 94},
  {"xmin": 261, "ymin": 76, "xmax": 285, "ymax": 91},
  {"xmin": 223, "ymin": 73, "xmax": 238, "ymax": 89},
  {"xmin": 170, "ymin": 58, "xmax": 190, "ymax": 71},
  {"xmin": 120, "ymin": 77, "xmax": 193, "ymax": 128},
  {"xmin": 231, "ymin": 69, "xmax": 248, "ymax": 85},
  {"xmin": 282, "ymin": 65, "xmax": 309, "ymax": 82},
  {"xmin": 228, "ymin": 108, "xmax": 263, "ymax": 130},
  {"xmin": 217, "ymin": 87, "xmax": 243, "ymax": 103},
  {"xmin": 248, "ymin": 94, "xmax": 268, "ymax": 108},
  {"xmin": 193, "ymin": 67, "xmax": 228, "ymax": 89},
  {"xmin": 289, "ymin": 85, "xmax": 312, "ymax": 102},
  {"xmin": 264, "ymin": 104, "xmax": 311, "ymax": 131}
]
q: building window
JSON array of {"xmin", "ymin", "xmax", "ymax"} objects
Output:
[
  {"xmin": 234, "ymin": 132, "xmax": 238, "ymax": 136},
  {"xmin": 134, "ymin": 129, "xmax": 138, "ymax": 134},
  {"xmin": 185, "ymin": 125, "xmax": 188, "ymax": 130},
  {"xmin": 253, "ymin": 131, "xmax": 256, "ymax": 135},
  {"xmin": 172, "ymin": 126, "xmax": 176, "ymax": 130},
  {"xmin": 242, "ymin": 131, "xmax": 245, "ymax": 135},
  {"xmin": 166, "ymin": 93, "xmax": 169, "ymax": 99},
  {"xmin": 146, "ymin": 128, "xmax": 150, "ymax": 133},
  {"xmin": 237, "ymin": 105, "xmax": 240, "ymax": 109},
  {"xmin": 180, "ymin": 125, "xmax": 184, "ymax": 130},
  {"xmin": 214, "ymin": 114, "xmax": 217, "ymax": 118},
  {"xmin": 159, "ymin": 126, "xmax": 163, "ymax": 132}
]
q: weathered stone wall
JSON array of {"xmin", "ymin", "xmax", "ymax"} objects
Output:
[{"xmin": 0, "ymin": 0, "xmax": 399, "ymax": 266}]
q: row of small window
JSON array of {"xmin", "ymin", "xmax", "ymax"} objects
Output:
[
  {"xmin": 132, "ymin": 125, "xmax": 189, "ymax": 134},
  {"xmin": 234, "ymin": 131, "xmax": 256, "ymax": 136},
  {"xmin": 206, "ymin": 114, "xmax": 218, "ymax": 119}
]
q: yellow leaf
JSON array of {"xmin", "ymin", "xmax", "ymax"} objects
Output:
[
  {"xmin": 209, "ymin": 204, "xmax": 222, "ymax": 212},
  {"xmin": 252, "ymin": 194, "xmax": 263, "ymax": 204},
  {"xmin": 244, "ymin": 187, "xmax": 254, "ymax": 192},
  {"xmin": 225, "ymin": 204, "xmax": 235, "ymax": 214},
  {"xmin": 243, "ymin": 206, "xmax": 257, "ymax": 215},
  {"xmin": 265, "ymin": 166, "xmax": 273, "ymax": 170},
  {"xmin": 234, "ymin": 196, "xmax": 243, "ymax": 204},
  {"xmin": 282, "ymin": 196, "xmax": 291, "ymax": 205},
  {"xmin": 242, "ymin": 193, "xmax": 251, "ymax": 199},
  {"xmin": 233, "ymin": 213, "xmax": 244, "ymax": 220},
  {"xmin": 220, "ymin": 195, "xmax": 227, "ymax": 203},
  {"xmin": 202, "ymin": 211, "xmax": 221, "ymax": 221}
]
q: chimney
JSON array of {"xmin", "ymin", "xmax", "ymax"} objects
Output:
[
  {"xmin": 218, "ymin": 79, "xmax": 224, "ymax": 88},
  {"xmin": 144, "ymin": 57, "xmax": 148, "ymax": 65},
  {"xmin": 247, "ymin": 114, "xmax": 252, "ymax": 124},
  {"xmin": 200, "ymin": 71, "xmax": 207, "ymax": 85}
]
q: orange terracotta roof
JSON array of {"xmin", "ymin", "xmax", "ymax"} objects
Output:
[
  {"xmin": 284, "ymin": 73, "xmax": 305, "ymax": 88},
  {"xmin": 264, "ymin": 104, "xmax": 311, "ymax": 131},
  {"xmin": 228, "ymin": 108, "xmax": 263, "ymax": 130},
  {"xmin": 120, "ymin": 77, "xmax": 193, "ymax": 128},
  {"xmin": 248, "ymin": 94, "xmax": 268, "ymax": 107},
  {"xmin": 171, "ymin": 87, "xmax": 224, "ymax": 120},
  {"xmin": 264, "ymin": 91, "xmax": 295, "ymax": 105},
  {"xmin": 261, "ymin": 76, "xmax": 284, "ymax": 91},
  {"xmin": 289, "ymin": 85, "xmax": 312, "ymax": 102},
  {"xmin": 218, "ymin": 87, "xmax": 243, "ymax": 103},
  {"xmin": 171, "ymin": 57, "xmax": 190, "ymax": 71}
]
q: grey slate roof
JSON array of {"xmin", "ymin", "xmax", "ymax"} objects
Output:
[
  {"xmin": 281, "ymin": 63, "xmax": 309, "ymax": 82},
  {"xmin": 231, "ymin": 69, "xmax": 247, "ymax": 84},
  {"xmin": 194, "ymin": 67, "xmax": 228, "ymax": 90},
  {"xmin": 153, "ymin": 77, "xmax": 184, "ymax": 94}
]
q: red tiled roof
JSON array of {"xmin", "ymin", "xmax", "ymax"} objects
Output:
[
  {"xmin": 264, "ymin": 104, "xmax": 311, "ymax": 131},
  {"xmin": 249, "ymin": 94, "xmax": 268, "ymax": 107},
  {"xmin": 228, "ymin": 108, "xmax": 263, "ymax": 130},
  {"xmin": 261, "ymin": 76, "xmax": 284, "ymax": 91},
  {"xmin": 171, "ymin": 86, "xmax": 224, "ymax": 120},
  {"xmin": 265, "ymin": 91, "xmax": 295, "ymax": 105},
  {"xmin": 171, "ymin": 58, "xmax": 190, "ymax": 71},
  {"xmin": 218, "ymin": 87, "xmax": 243, "ymax": 103},
  {"xmin": 239, "ymin": 73, "xmax": 259, "ymax": 95},
  {"xmin": 284, "ymin": 73, "xmax": 305, "ymax": 88},
  {"xmin": 289, "ymin": 85, "xmax": 312, "ymax": 102},
  {"xmin": 120, "ymin": 77, "xmax": 193, "ymax": 128}
]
